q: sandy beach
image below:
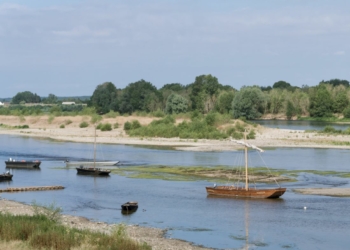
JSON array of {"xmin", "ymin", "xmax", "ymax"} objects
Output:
[
  {"xmin": 1, "ymin": 115, "xmax": 350, "ymax": 249},
  {"xmin": 1, "ymin": 115, "xmax": 350, "ymax": 151}
]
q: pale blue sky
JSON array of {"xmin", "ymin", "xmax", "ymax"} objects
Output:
[{"xmin": 1, "ymin": 0, "xmax": 349, "ymax": 97}]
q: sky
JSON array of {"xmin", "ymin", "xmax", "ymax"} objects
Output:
[{"xmin": 1, "ymin": 0, "xmax": 350, "ymax": 98}]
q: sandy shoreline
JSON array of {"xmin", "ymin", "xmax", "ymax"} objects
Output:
[{"xmin": 1, "ymin": 115, "xmax": 350, "ymax": 151}]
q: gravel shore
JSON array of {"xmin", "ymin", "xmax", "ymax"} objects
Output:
[{"xmin": 0, "ymin": 199, "xmax": 208, "ymax": 250}]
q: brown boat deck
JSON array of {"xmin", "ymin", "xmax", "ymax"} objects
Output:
[{"xmin": 0, "ymin": 186, "xmax": 64, "ymax": 193}]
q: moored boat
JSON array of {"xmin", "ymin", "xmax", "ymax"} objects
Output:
[
  {"xmin": 76, "ymin": 166, "xmax": 111, "ymax": 176},
  {"xmin": 0, "ymin": 171, "xmax": 13, "ymax": 181},
  {"xmin": 121, "ymin": 201, "xmax": 138, "ymax": 214},
  {"xmin": 205, "ymin": 133, "xmax": 286, "ymax": 199},
  {"xmin": 66, "ymin": 160, "xmax": 119, "ymax": 167},
  {"xmin": 5, "ymin": 158, "xmax": 41, "ymax": 169}
]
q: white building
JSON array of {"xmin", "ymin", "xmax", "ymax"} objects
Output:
[
  {"xmin": 62, "ymin": 102, "xmax": 75, "ymax": 105},
  {"xmin": 0, "ymin": 101, "xmax": 4, "ymax": 106}
]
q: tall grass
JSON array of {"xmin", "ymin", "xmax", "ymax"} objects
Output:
[{"xmin": 0, "ymin": 205, "xmax": 151, "ymax": 250}]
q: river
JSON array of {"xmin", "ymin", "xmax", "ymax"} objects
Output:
[{"xmin": 0, "ymin": 134, "xmax": 349, "ymax": 249}]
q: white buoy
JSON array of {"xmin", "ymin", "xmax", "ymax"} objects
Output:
[{"xmin": 304, "ymin": 206, "xmax": 307, "ymax": 210}]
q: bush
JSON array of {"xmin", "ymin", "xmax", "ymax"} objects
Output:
[
  {"xmin": 64, "ymin": 119, "xmax": 72, "ymax": 125},
  {"xmin": 59, "ymin": 124, "xmax": 65, "ymax": 129},
  {"xmin": 114, "ymin": 122, "xmax": 119, "ymax": 129},
  {"xmin": 100, "ymin": 123, "xmax": 112, "ymax": 131},
  {"xmin": 79, "ymin": 121, "xmax": 89, "ymax": 128},
  {"xmin": 124, "ymin": 121, "xmax": 132, "ymax": 130},
  {"xmin": 131, "ymin": 120, "xmax": 141, "ymax": 129}
]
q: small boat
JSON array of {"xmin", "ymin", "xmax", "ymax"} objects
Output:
[
  {"xmin": 66, "ymin": 160, "xmax": 119, "ymax": 167},
  {"xmin": 206, "ymin": 133, "xmax": 286, "ymax": 199},
  {"xmin": 0, "ymin": 171, "xmax": 13, "ymax": 181},
  {"xmin": 5, "ymin": 158, "xmax": 41, "ymax": 169},
  {"xmin": 76, "ymin": 166, "xmax": 111, "ymax": 176},
  {"xmin": 121, "ymin": 201, "xmax": 138, "ymax": 214},
  {"xmin": 76, "ymin": 127, "xmax": 114, "ymax": 176}
]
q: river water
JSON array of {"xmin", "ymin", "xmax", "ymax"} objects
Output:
[
  {"xmin": 0, "ymin": 134, "xmax": 349, "ymax": 249},
  {"xmin": 254, "ymin": 120, "xmax": 350, "ymax": 131}
]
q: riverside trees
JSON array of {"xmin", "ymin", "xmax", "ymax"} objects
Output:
[{"xmin": 7, "ymin": 76, "xmax": 350, "ymax": 120}]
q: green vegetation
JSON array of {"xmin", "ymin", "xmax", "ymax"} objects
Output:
[
  {"xmin": 79, "ymin": 121, "xmax": 89, "ymax": 128},
  {"xmin": 4, "ymin": 76, "xmax": 350, "ymax": 123},
  {"xmin": 0, "ymin": 202, "xmax": 150, "ymax": 250},
  {"xmin": 125, "ymin": 113, "xmax": 251, "ymax": 140},
  {"xmin": 317, "ymin": 126, "xmax": 350, "ymax": 135},
  {"xmin": 96, "ymin": 122, "xmax": 112, "ymax": 131},
  {"xmin": 59, "ymin": 124, "xmax": 65, "ymax": 128},
  {"xmin": 113, "ymin": 165, "xmax": 350, "ymax": 182}
]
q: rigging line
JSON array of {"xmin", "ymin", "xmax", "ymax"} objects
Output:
[{"xmin": 256, "ymin": 151, "xmax": 280, "ymax": 187}]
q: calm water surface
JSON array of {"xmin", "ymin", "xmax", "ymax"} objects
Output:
[{"xmin": 0, "ymin": 134, "xmax": 349, "ymax": 249}]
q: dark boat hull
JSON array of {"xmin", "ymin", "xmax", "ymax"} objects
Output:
[
  {"xmin": 76, "ymin": 167, "xmax": 110, "ymax": 176},
  {"xmin": 121, "ymin": 202, "xmax": 138, "ymax": 214},
  {"xmin": 0, "ymin": 174, "xmax": 13, "ymax": 181},
  {"xmin": 5, "ymin": 161, "xmax": 41, "ymax": 169},
  {"xmin": 206, "ymin": 186, "xmax": 286, "ymax": 199}
]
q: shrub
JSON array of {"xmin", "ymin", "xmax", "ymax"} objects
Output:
[
  {"xmin": 79, "ymin": 121, "xmax": 89, "ymax": 128},
  {"xmin": 124, "ymin": 121, "xmax": 132, "ymax": 130},
  {"xmin": 59, "ymin": 124, "xmax": 65, "ymax": 129},
  {"xmin": 114, "ymin": 122, "xmax": 119, "ymax": 129},
  {"xmin": 151, "ymin": 109, "xmax": 165, "ymax": 117},
  {"xmin": 131, "ymin": 120, "xmax": 141, "ymax": 129},
  {"xmin": 100, "ymin": 123, "xmax": 112, "ymax": 131}
]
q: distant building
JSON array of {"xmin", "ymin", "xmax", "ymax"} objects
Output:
[
  {"xmin": 0, "ymin": 101, "xmax": 4, "ymax": 106},
  {"xmin": 62, "ymin": 102, "xmax": 76, "ymax": 105}
]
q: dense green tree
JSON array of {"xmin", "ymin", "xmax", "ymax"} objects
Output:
[
  {"xmin": 215, "ymin": 91, "xmax": 234, "ymax": 114},
  {"xmin": 159, "ymin": 83, "xmax": 186, "ymax": 92},
  {"xmin": 42, "ymin": 94, "xmax": 58, "ymax": 104},
  {"xmin": 286, "ymin": 101, "xmax": 296, "ymax": 120},
  {"xmin": 343, "ymin": 106, "xmax": 350, "ymax": 118},
  {"xmin": 320, "ymin": 79, "xmax": 349, "ymax": 87},
  {"xmin": 267, "ymin": 89, "xmax": 286, "ymax": 114},
  {"xmin": 11, "ymin": 91, "xmax": 41, "ymax": 104},
  {"xmin": 333, "ymin": 91, "xmax": 349, "ymax": 113},
  {"xmin": 119, "ymin": 79, "xmax": 162, "ymax": 114},
  {"xmin": 91, "ymin": 82, "xmax": 118, "ymax": 114},
  {"xmin": 189, "ymin": 74, "xmax": 220, "ymax": 113},
  {"xmin": 273, "ymin": 81, "xmax": 292, "ymax": 89},
  {"xmin": 165, "ymin": 93, "xmax": 189, "ymax": 114},
  {"xmin": 232, "ymin": 86, "xmax": 266, "ymax": 119},
  {"xmin": 309, "ymin": 85, "xmax": 333, "ymax": 117}
]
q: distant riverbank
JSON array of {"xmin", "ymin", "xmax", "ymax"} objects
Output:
[{"xmin": 1, "ymin": 115, "xmax": 350, "ymax": 151}]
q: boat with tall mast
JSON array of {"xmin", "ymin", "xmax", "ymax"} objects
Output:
[
  {"xmin": 76, "ymin": 127, "xmax": 111, "ymax": 176},
  {"xmin": 206, "ymin": 134, "xmax": 286, "ymax": 199}
]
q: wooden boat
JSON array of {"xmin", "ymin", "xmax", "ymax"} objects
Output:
[
  {"xmin": 76, "ymin": 166, "xmax": 111, "ymax": 176},
  {"xmin": 76, "ymin": 127, "xmax": 111, "ymax": 176},
  {"xmin": 121, "ymin": 201, "xmax": 138, "ymax": 214},
  {"xmin": 5, "ymin": 158, "xmax": 41, "ymax": 169},
  {"xmin": 205, "ymin": 134, "xmax": 286, "ymax": 199},
  {"xmin": 0, "ymin": 171, "xmax": 13, "ymax": 181},
  {"xmin": 66, "ymin": 160, "xmax": 119, "ymax": 167}
]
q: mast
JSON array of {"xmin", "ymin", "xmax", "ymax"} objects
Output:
[
  {"xmin": 244, "ymin": 132, "xmax": 248, "ymax": 190},
  {"xmin": 93, "ymin": 126, "xmax": 96, "ymax": 169}
]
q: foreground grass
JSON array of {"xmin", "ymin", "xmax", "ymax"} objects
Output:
[{"xmin": 0, "ymin": 212, "xmax": 151, "ymax": 250}]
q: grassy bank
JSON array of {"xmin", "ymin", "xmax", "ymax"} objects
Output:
[{"xmin": 0, "ymin": 210, "xmax": 150, "ymax": 250}]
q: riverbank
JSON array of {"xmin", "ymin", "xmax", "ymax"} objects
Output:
[
  {"xmin": 0, "ymin": 199, "xmax": 208, "ymax": 250},
  {"xmin": 293, "ymin": 188, "xmax": 350, "ymax": 197},
  {"xmin": 1, "ymin": 115, "xmax": 350, "ymax": 151}
]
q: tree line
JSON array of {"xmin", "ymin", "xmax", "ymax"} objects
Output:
[{"xmin": 7, "ymin": 76, "xmax": 350, "ymax": 120}]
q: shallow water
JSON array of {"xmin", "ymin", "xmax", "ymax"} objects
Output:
[
  {"xmin": 0, "ymin": 134, "xmax": 349, "ymax": 249},
  {"xmin": 254, "ymin": 120, "xmax": 350, "ymax": 131}
]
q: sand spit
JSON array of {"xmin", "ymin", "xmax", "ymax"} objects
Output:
[
  {"xmin": 1, "ymin": 115, "xmax": 350, "ymax": 151},
  {"xmin": 293, "ymin": 188, "xmax": 350, "ymax": 197}
]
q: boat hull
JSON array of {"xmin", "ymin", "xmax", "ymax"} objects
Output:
[
  {"xmin": 76, "ymin": 167, "xmax": 111, "ymax": 176},
  {"xmin": 206, "ymin": 186, "xmax": 286, "ymax": 199},
  {"xmin": 66, "ymin": 161, "xmax": 119, "ymax": 167},
  {"xmin": 5, "ymin": 161, "xmax": 41, "ymax": 169},
  {"xmin": 121, "ymin": 202, "xmax": 138, "ymax": 214},
  {"xmin": 0, "ymin": 174, "xmax": 13, "ymax": 181}
]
